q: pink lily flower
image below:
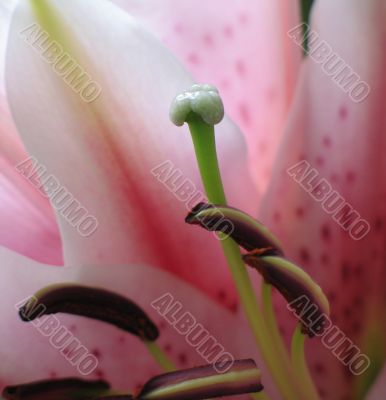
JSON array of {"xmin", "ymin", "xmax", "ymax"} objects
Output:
[
  {"xmin": 1, "ymin": 0, "xmax": 260, "ymax": 395},
  {"xmin": 0, "ymin": 0, "xmax": 385, "ymax": 399}
]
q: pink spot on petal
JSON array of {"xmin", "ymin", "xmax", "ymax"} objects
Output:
[
  {"xmin": 235, "ymin": 60, "xmax": 246, "ymax": 77},
  {"xmin": 374, "ymin": 217, "xmax": 383, "ymax": 231},
  {"xmin": 174, "ymin": 24, "xmax": 184, "ymax": 34},
  {"xmin": 341, "ymin": 261, "xmax": 351, "ymax": 280},
  {"xmin": 218, "ymin": 290, "xmax": 227, "ymax": 302},
  {"xmin": 314, "ymin": 363, "xmax": 326, "ymax": 375},
  {"xmin": 95, "ymin": 369, "xmax": 105, "ymax": 379},
  {"xmin": 203, "ymin": 33, "xmax": 214, "ymax": 47},
  {"xmin": 316, "ymin": 156, "xmax": 325, "ymax": 167},
  {"xmin": 220, "ymin": 78, "xmax": 230, "ymax": 90},
  {"xmin": 321, "ymin": 253, "xmax": 330, "ymax": 265},
  {"xmin": 299, "ymin": 248, "xmax": 311, "ymax": 265},
  {"xmin": 343, "ymin": 307, "xmax": 352, "ymax": 320},
  {"xmin": 330, "ymin": 173, "xmax": 339, "ymax": 183},
  {"xmin": 174, "ymin": 24, "xmax": 184, "ymax": 35},
  {"xmin": 164, "ymin": 343, "xmax": 172, "ymax": 353},
  {"xmin": 323, "ymin": 136, "xmax": 332, "ymax": 148},
  {"xmin": 353, "ymin": 295, "xmax": 363, "ymax": 308},
  {"xmin": 273, "ymin": 211, "xmax": 281, "ymax": 223},
  {"xmin": 159, "ymin": 320, "xmax": 167, "ymax": 330},
  {"xmin": 187, "ymin": 53, "xmax": 200, "ymax": 65},
  {"xmin": 230, "ymin": 302, "xmax": 238, "ymax": 313},
  {"xmin": 223, "ymin": 25, "xmax": 233, "ymax": 38},
  {"xmin": 92, "ymin": 348, "xmax": 102, "ymax": 359},
  {"xmin": 178, "ymin": 353, "xmax": 187, "ymax": 365},
  {"xmin": 339, "ymin": 105, "xmax": 348, "ymax": 120},
  {"xmin": 239, "ymin": 13, "xmax": 249, "ymax": 25},
  {"xmin": 346, "ymin": 171, "xmax": 356, "ymax": 183},
  {"xmin": 321, "ymin": 224, "xmax": 331, "ymax": 241},
  {"xmin": 239, "ymin": 103, "xmax": 250, "ymax": 125}
]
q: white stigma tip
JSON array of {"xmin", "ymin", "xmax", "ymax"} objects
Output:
[{"xmin": 170, "ymin": 84, "xmax": 224, "ymax": 126}]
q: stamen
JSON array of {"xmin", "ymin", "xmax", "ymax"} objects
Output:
[
  {"xmin": 243, "ymin": 254, "xmax": 330, "ymax": 338},
  {"xmin": 19, "ymin": 284, "xmax": 159, "ymax": 341},
  {"xmin": 144, "ymin": 341, "xmax": 176, "ymax": 373},
  {"xmin": 291, "ymin": 325, "xmax": 320, "ymax": 400},
  {"xmin": 186, "ymin": 203, "xmax": 284, "ymax": 255},
  {"xmin": 171, "ymin": 84, "xmax": 303, "ymax": 399},
  {"xmin": 138, "ymin": 359, "xmax": 263, "ymax": 400},
  {"xmin": 2, "ymin": 378, "xmax": 109, "ymax": 399}
]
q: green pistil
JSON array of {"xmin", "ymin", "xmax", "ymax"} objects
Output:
[
  {"xmin": 171, "ymin": 84, "xmax": 302, "ymax": 400},
  {"xmin": 187, "ymin": 114, "xmax": 226, "ymax": 204}
]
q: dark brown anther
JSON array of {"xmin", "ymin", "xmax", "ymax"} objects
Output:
[
  {"xmin": 186, "ymin": 203, "xmax": 284, "ymax": 256},
  {"xmin": 2, "ymin": 378, "xmax": 109, "ymax": 399},
  {"xmin": 138, "ymin": 359, "xmax": 263, "ymax": 400},
  {"xmin": 18, "ymin": 284, "xmax": 159, "ymax": 341},
  {"xmin": 243, "ymin": 254, "xmax": 330, "ymax": 337}
]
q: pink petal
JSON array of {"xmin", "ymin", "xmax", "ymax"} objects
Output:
[
  {"xmin": 0, "ymin": 97, "xmax": 62, "ymax": 264},
  {"xmin": 0, "ymin": 247, "xmax": 276, "ymax": 398},
  {"xmin": 1, "ymin": 1, "xmax": 61, "ymax": 264},
  {"xmin": 112, "ymin": 0, "xmax": 302, "ymax": 192},
  {"xmin": 6, "ymin": 0, "xmax": 257, "ymax": 306},
  {"xmin": 259, "ymin": 1, "xmax": 386, "ymax": 398}
]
